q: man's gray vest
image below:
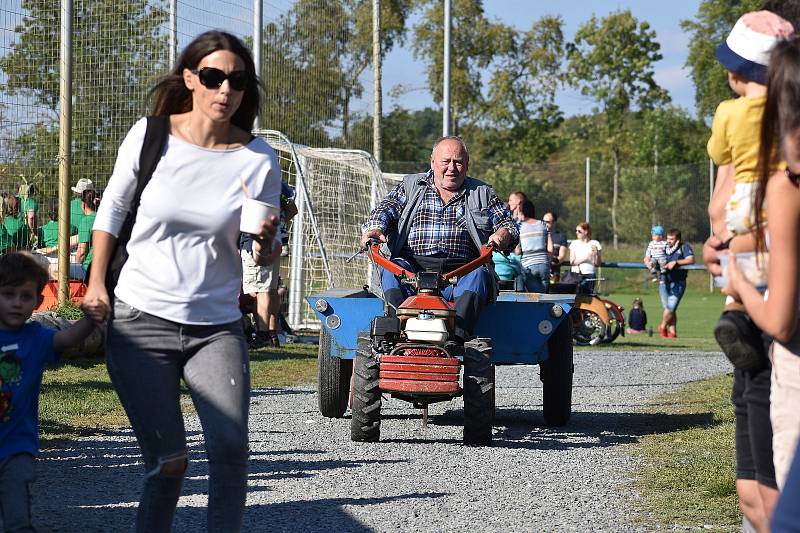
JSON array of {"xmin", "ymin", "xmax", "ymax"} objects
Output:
[{"xmin": 388, "ymin": 172, "xmax": 496, "ymax": 258}]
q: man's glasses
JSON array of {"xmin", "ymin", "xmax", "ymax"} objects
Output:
[
  {"xmin": 191, "ymin": 67, "xmax": 250, "ymax": 91},
  {"xmin": 543, "ymin": 219, "xmax": 554, "ymax": 225}
]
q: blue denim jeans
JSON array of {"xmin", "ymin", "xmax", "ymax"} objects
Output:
[
  {"xmin": 106, "ymin": 299, "xmax": 250, "ymax": 533},
  {"xmin": 521, "ymin": 263, "xmax": 550, "ymax": 293},
  {"xmin": 658, "ymin": 280, "xmax": 687, "ymax": 312},
  {"xmin": 0, "ymin": 453, "xmax": 35, "ymax": 533},
  {"xmin": 380, "ymin": 257, "xmax": 493, "ymax": 339}
]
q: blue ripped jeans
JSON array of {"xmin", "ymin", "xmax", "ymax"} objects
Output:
[{"xmin": 106, "ymin": 299, "xmax": 250, "ymax": 533}]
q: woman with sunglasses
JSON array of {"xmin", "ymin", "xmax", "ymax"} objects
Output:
[
  {"xmin": 569, "ymin": 222, "xmax": 602, "ymax": 292},
  {"xmin": 82, "ymin": 31, "xmax": 280, "ymax": 532}
]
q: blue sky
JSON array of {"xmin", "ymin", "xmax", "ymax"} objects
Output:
[{"xmin": 378, "ymin": 0, "xmax": 702, "ymax": 117}]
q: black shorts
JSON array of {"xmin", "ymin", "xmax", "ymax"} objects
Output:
[{"xmin": 732, "ymin": 363, "xmax": 777, "ymax": 489}]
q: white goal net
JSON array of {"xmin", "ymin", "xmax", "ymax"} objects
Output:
[{"xmin": 254, "ymin": 130, "xmax": 388, "ymax": 331}]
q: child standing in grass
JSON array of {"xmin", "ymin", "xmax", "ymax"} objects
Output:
[{"xmin": 0, "ymin": 252, "xmax": 94, "ymax": 531}]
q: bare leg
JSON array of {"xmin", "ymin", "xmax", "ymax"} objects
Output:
[{"xmin": 737, "ymin": 479, "xmax": 766, "ymax": 532}]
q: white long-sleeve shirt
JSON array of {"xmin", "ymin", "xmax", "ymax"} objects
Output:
[{"xmin": 94, "ymin": 117, "xmax": 281, "ymax": 324}]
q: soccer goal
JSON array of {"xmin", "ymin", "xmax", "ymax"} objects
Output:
[{"xmin": 253, "ymin": 130, "xmax": 388, "ymax": 331}]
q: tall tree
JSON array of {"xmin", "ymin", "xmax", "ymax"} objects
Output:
[
  {"xmin": 469, "ymin": 15, "xmax": 565, "ymax": 163},
  {"xmin": 411, "ymin": 0, "xmax": 509, "ymax": 133},
  {"xmin": 681, "ymin": 0, "xmax": 761, "ymax": 120},
  {"xmin": 566, "ymin": 9, "xmax": 669, "ymax": 248},
  {"xmin": 261, "ymin": 0, "xmax": 412, "ymax": 147},
  {"xmin": 0, "ymin": 0, "xmax": 168, "ymax": 188}
]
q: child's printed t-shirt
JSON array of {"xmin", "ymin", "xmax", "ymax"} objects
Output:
[
  {"xmin": 707, "ymin": 96, "xmax": 766, "ymax": 184},
  {"xmin": 707, "ymin": 96, "xmax": 784, "ymax": 234},
  {"xmin": 0, "ymin": 323, "xmax": 58, "ymax": 459}
]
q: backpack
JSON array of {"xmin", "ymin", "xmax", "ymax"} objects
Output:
[{"xmin": 102, "ymin": 115, "xmax": 170, "ymax": 297}]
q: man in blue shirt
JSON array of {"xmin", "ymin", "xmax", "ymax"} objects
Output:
[
  {"xmin": 361, "ymin": 136, "xmax": 518, "ymax": 342},
  {"xmin": 658, "ymin": 228, "xmax": 695, "ymax": 338}
]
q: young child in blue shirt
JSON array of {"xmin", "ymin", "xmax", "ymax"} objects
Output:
[{"xmin": 0, "ymin": 252, "xmax": 95, "ymax": 531}]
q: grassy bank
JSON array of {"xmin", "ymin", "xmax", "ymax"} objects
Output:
[
  {"xmin": 633, "ymin": 373, "xmax": 739, "ymax": 529},
  {"xmin": 40, "ymin": 344, "xmax": 318, "ymax": 443}
]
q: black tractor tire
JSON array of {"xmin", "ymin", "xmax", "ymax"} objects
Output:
[
  {"xmin": 350, "ymin": 332, "xmax": 382, "ymax": 442},
  {"xmin": 463, "ymin": 338, "xmax": 495, "ymax": 446},
  {"xmin": 317, "ymin": 328, "xmax": 353, "ymax": 418},
  {"xmin": 541, "ymin": 317, "xmax": 574, "ymax": 426}
]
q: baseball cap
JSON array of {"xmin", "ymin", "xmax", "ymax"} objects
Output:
[
  {"xmin": 71, "ymin": 178, "xmax": 95, "ymax": 194},
  {"xmin": 716, "ymin": 11, "xmax": 794, "ymax": 85},
  {"xmin": 651, "ymin": 226, "xmax": 664, "ymax": 236}
]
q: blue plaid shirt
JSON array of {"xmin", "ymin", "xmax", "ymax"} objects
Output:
[{"xmin": 363, "ymin": 172, "xmax": 517, "ymax": 259}]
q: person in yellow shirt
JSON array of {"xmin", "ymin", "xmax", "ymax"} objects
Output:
[{"xmin": 706, "ymin": 10, "xmax": 793, "ymax": 533}]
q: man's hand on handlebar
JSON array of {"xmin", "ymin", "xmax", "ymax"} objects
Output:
[
  {"xmin": 360, "ymin": 229, "xmax": 387, "ymax": 250},
  {"xmin": 487, "ymin": 228, "xmax": 512, "ymax": 252}
]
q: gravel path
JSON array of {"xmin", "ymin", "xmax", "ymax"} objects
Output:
[{"xmin": 32, "ymin": 350, "xmax": 729, "ymax": 532}]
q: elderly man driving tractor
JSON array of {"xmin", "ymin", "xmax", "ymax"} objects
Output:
[{"xmin": 360, "ymin": 136, "xmax": 518, "ymax": 346}]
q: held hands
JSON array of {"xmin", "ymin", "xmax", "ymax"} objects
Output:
[{"xmin": 81, "ymin": 283, "xmax": 111, "ymax": 326}]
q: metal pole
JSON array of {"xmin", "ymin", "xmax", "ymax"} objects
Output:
[
  {"xmin": 372, "ymin": 0, "xmax": 382, "ymax": 164},
  {"xmin": 253, "ymin": 0, "xmax": 263, "ymax": 129},
  {"xmin": 709, "ymin": 158, "xmax": 715, "ymax": 292},
  {"xmin": 442, "ymin": 0, "xmax": 451, "ymax": 136},
  {"xmin": 169, "ymin": 0, "xmax": 177, "ymax": 67},
  {"xmin": 585, "ymin": 157, "xmax": 590, "ymax": 223},
  {"xmin": 57, "ymin": 0, "xmax": 73, "ymax": 305}
]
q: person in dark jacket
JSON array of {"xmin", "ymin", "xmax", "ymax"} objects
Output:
[{"xmin": 627, "ymin": 298, "xmax": 647, "ymax": 333}]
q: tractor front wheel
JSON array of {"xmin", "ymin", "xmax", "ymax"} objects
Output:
[
  {"xmin": 350, "ymin": 332, "xmax": 382, "ymax": 442},
  {"xmin": 317, "ymin": 328, "xmax": 353, "ymax": 418},
  {"xmin": 463, "ymin": 338, "xmax": 495, "ymax": 446}
]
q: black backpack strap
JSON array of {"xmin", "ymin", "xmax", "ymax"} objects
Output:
[
  {"xmin": 130, "ymin": 115, "xmax": 169, "ymax": 233},
  {"xmin": 104, "ymin": 115, "xmax": 169, "ymax": 293}
]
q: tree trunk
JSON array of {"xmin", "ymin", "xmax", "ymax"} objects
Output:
[
  {"xmin": 342, "ymin": 86, "xmax": 351, "ymax": 145},
  {"xmin": 612, "ymin": 148, "xmax": 619, "ymax": 249}
]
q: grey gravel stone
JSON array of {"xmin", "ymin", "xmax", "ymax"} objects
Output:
[{"xmin": 30, "ymin": 350, "xmax": 729, "ymax": 532}]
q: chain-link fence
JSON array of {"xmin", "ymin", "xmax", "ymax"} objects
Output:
[{"xmin": 1, "ymin": 0, "xmax": 377, "ymax": 243}]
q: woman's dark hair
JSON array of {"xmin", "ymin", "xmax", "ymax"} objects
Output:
[
  {"xmin": 756, "ymin": 36, "xmax": 800, "ymax": 253},
  {"xmin": 81, "ymin": 189, "xmax": 100, "ymax": 211},
  {"xmin": 520, "ymin": 199, "xmax": 536, "ymax": 219},
  {"xmin": 150, "ymin": 31, "xmax": 261, "ymax": 132}
]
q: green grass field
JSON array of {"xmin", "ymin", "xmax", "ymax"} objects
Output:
[
  {"xmin": 587, "ymin": 290, "xmax": 724, "ymax": 352},
  {"xmin": 633, "ymin": 374, "xmax": 738, "ymax": 529}
]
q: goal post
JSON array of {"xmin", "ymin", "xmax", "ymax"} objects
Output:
[{"xmin": 253, "ymin": 130, "xmax": 388, "ymax": 331}]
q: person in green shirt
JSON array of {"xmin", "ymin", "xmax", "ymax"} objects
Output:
[
  {"xmin": 33, "ymin": 199, "xmax": 78, "ymax": 270},
  {"xmin": 3, "ymin": 196, "xmax": 31, "ymax": 250},
  {"xmin": 75, "ymin": 189, "xmax": 97, "ymax": 274},
  {"xmin": 69, "ymin": 178, "xmax": 94, "ymax": 236},
  {"xmin": 17, "ymin": 183, "xmax": 39, "ymax": 235}
]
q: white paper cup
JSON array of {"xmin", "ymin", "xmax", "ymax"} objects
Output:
[{"xmin": 240, "ymin": 198, "xmax": 279, "ymax": 235}]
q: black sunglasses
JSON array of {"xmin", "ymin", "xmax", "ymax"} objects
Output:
[{"xmin": 191, "ymin": 67, "xmax": 250, "ymax": 91}]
